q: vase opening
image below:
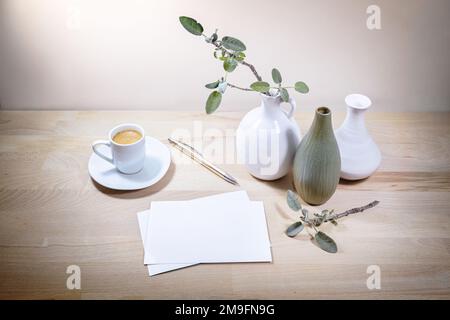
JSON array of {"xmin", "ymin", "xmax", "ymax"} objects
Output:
[
  {"xmin": 345, "ymin": 94, "xmax": 372, "ymax": 110},
  {"xmin": 260, "ymin": 90, "xmax": 281, "ymax": 101},
  {"xmin": 317, "ymin": 106, "xmax": 331, "ymax": 116}
]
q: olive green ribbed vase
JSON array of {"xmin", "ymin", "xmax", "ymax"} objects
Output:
[{"xmin": 293, "ymin": 107, "xmax": 341, "ymax": 205}]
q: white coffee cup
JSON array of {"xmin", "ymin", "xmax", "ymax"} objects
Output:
[{"xmin": 92, "ymin": 123, "xmax": 146, "ymax": 174}]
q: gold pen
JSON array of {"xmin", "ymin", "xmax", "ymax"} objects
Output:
[{"xmin": 168, "ymin": 138, "xmax": 239, "ymax": 186}]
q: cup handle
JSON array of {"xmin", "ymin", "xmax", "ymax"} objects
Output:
[
  {"xmin": 92, "ymin": 140, "xmax": 113, "ymax": 164},
  {"xmin": 282, "ymin": 97, "xmax": 296, "ymax": 118}
]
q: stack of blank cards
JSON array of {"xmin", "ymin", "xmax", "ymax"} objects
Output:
[{"xmin": 137, "ymin": 191, "xmax": 272, "ymax": 276}]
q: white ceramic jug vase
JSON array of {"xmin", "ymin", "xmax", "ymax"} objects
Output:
[
  {"xmin": 236, "ymin": 93, "xmax": 301, "ymax": 181},
  {"xmin": 335, "ymin": 94, "xmax": 381, "ymax": 180}
]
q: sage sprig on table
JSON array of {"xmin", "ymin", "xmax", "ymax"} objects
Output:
[
  {"xmin": 179, "ymin": 16, "xmax": 310, "ymax": 114},
  {"xmin": 286, "ymin": 190, "xmax": 380, "ymax": 253}
]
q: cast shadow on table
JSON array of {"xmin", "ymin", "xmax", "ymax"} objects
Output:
[
  {"xmin": 252, "ymin": 169, "xmax": 370, "ymax": 192},
  {"xmin": 91, "ymin": 161, "xmax": 176, "ymax": 199},
  {"xmin": 250, "ymin": 170, "xmax": 296, "ymax": 191},
  {"xmin": 339, "ymin": 177, "xmax": 369, "ymax": 185}
]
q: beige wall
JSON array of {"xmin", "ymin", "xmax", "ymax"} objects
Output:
[{"xmin": 0, "ymin": 0, "xmax": 449, "ymax": 111}]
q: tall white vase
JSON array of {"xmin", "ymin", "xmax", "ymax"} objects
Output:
[
  {"xmin": 335, "ymin": 94, "xmax": 381, "ymax": 180},
  {"xmin": 236, "ymin": 93, "xmax": 301, "ymax": 181}
]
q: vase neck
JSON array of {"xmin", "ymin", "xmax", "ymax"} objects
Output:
[
  {"xmin": 309, "ymin": 107, "xmax": 334, "ymax": 138},
  {"xmin": 343, "ymin": 106, "xmax": 368, "ymax": 133},
  {"xmin": 261, "ymin": 94, "xmax": 281, "ymax": 116}
]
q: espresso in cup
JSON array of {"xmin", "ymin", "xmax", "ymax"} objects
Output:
[
  {"xmin": 113, "ymin": 129, "xmax": 142, "ymax": 145},
  {"xmin": 92, "ymin": 123, "xmax": 146, "ymax": 174}
]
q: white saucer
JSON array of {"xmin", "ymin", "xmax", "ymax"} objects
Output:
[{"xmin": 88, "ymin": 136, "xmax": 171, "ymax": 190}]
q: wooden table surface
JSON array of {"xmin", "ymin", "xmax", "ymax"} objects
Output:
[{"xmin": 0, "ymin": 110, "xmax": 449, "ymax": 299}]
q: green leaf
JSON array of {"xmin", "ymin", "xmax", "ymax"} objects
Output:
[
  {"xmin": 211, "ymin": 33, "xmax": 218, "ymax": 43},
  {"xmin": 205, "ymin": 81, "xmax": 220, "ymax": 89},
  {"xmin": 294, "ymin": 81, "xmax": 309, "ymax": 94},
  {"xmin": 301, "ymin": 208, "xmax": 309, "ymax": 218},
  {"xmin": 179, "ymin": 16, "xmax": 204, "ymax": 36},
  {"xmin": 286, "ymin": 221, "xmax": 304, "ymax": 237},
  {"xmin": 287, "ymin": 190, "xmax": 302, "ymax": 211},
  {"xmin": 222, "ymin": 36, "xmax": 246, "ymax": 51},
  {"xmin": 223, "ymin": 58, "xmax": 237, "ymax": 72},
  {"xmin": 314, "ymin": 231, "xmax": 338, "ymax": 253},
  {"xmin": 205, "ymin": 91, "xmax": 222, "ymax": 114},
  {"xmin": 313, "ymin": 219, "xmax": 323, "ymax": 227},
  {"xmin": 280, "ymin": 88, "xmax": 289, "ymax": 102},
  {"xmin": 250, "ymin": 81, "xmax": 270, "ymax": 93},
  {"xmin": 218, "ymin": 50, "xmax": 228, "ymax": 61},
  {"xmin": 235, "ymin": 52, "xmax": 246, "ymax": 62},
  {"xmin": 272, "ymin": 68, "xmax": 282, "ymax": 84},
  {"xmin": 218, "ymin": 81, "xmax": 227, "ymax": 94}
]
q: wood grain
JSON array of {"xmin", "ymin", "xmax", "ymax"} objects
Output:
[{"xmin": 0, "ymin": 110, "xmax": 449, "ymax": 299}]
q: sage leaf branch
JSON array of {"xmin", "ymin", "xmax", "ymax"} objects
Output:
[
  {"xmin": 284, "ymin": 189, "xmax": 380, "ymax": 253},
  {"xmin": 179, "ymin": 16, "xmax": 309, "ymax": 113}
]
